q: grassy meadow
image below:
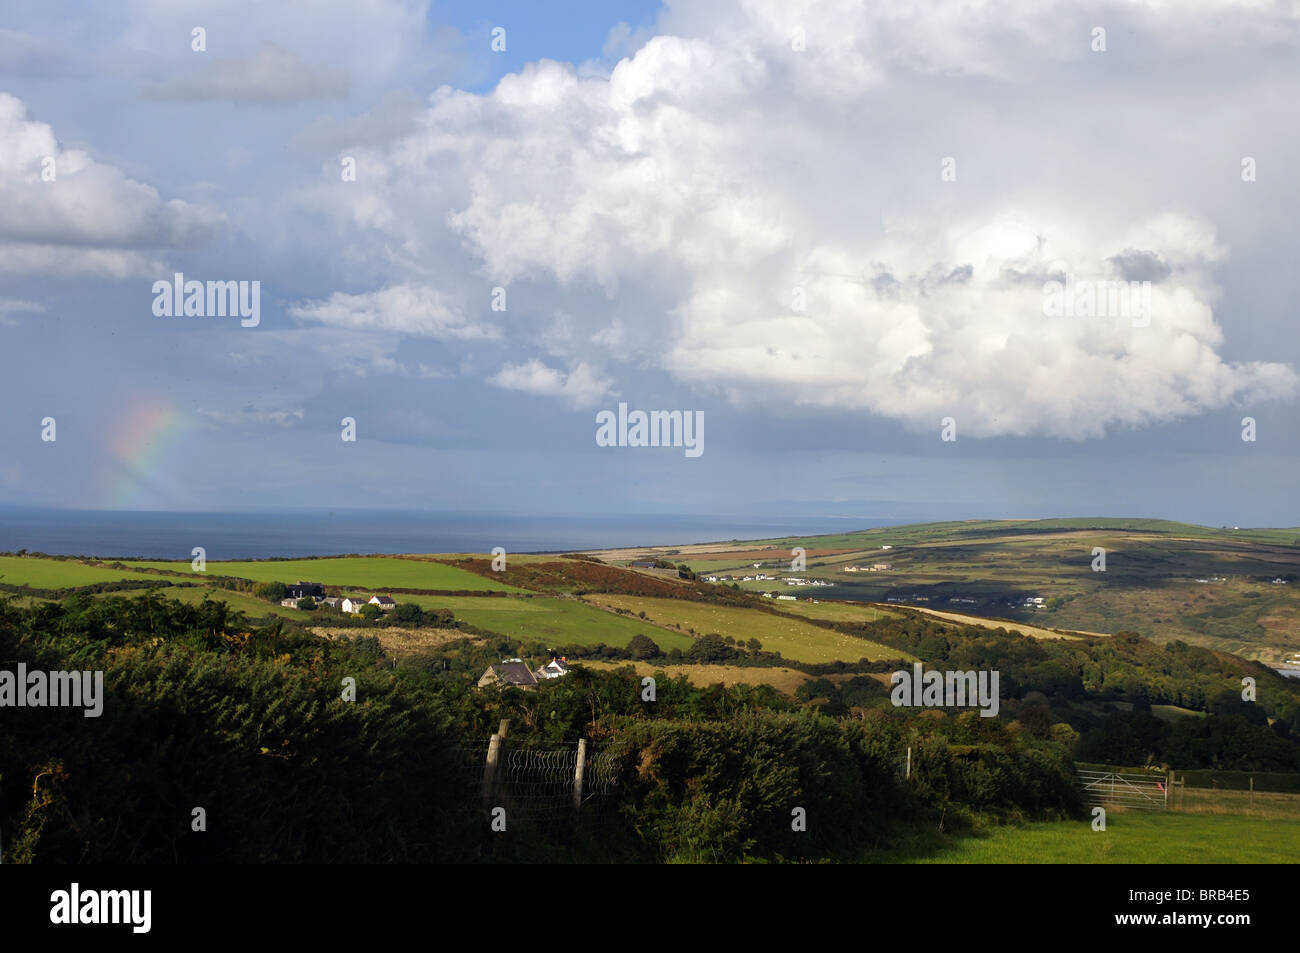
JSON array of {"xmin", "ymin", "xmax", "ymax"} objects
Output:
[
  {"xmin": 580, "ymin": 594, "xmax": 908, "ymax": 663},
  {"xmin": 105, "ymin": 585, "xmax": 314, "ymax": 619},
  {"xmin": 116, "ymin": 556, "xmax": 521, "ymax": 592},
  {"xmin": 884, "ymin": 811, "xmax": 1300, "ymax": 864},
  {"xmin": 0, "ymin": 555, "xmax": 163, "ymax": 587},
  {"xmin": 767, "ymin": 600, "xmax": 900, "ymax": 624},
  {"xmin": 399, "ymin": 593, "xmax": 696, "ymax": 651}
]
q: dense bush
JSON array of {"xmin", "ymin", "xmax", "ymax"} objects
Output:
[{"xmin": 0, "ymin": 593, "xmax": 1087, "ymax": 863}]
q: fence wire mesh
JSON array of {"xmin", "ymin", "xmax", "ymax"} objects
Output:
[{"xmin": 434, "ymin": 740, "xmax": 621, "ymax": 835}]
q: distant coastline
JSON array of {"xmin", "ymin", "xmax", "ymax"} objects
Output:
[{"xmin": 0, "ymin": 507, "xmax": 902, "ymax": 561}]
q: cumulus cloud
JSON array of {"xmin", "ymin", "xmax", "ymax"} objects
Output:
[
  {"xmin": 143, "ymin": 43, "xmax": 349, "ymax": 103},
  {"xmin": 489, "ymin": 360, "xmax": 612, "ymax": 408},
  {"xmin": 291, "ymin": 0, "xmax": 1300, "ymax": 439},
  {"xmin": 0, "ymin": 93, "xmax": 221, "ymax": 276}
]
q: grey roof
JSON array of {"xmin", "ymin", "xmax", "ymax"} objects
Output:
[{"xmin": 490, "ymin": 662, "xmax": 538, "ymax": 686}]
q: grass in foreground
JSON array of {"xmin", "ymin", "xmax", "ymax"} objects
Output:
[{"xmin": 877, "ymin": 812, "xmax": 1300, "ymax": 863}]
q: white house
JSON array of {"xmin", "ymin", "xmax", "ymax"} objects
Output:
[
  {"xmin": 341, "ymin": 597, "xmax": 366, "ymax": 614},
  {"xmin": 777, "ymin": 594, "xmax": 796, "ymax": 601},
  {"xmin": 369, "ymin": 595, "xmax": 397, "ymax": 611},
  {"xmin": 535, "ymin": 658, "xmax": 571, "ymax": 680}
]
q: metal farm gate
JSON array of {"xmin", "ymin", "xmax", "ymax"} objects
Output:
[{"xmin": 1077, "ymin": 768, "xmax": 1169, "ymax": 811}]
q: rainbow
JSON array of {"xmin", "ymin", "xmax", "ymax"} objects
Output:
[{"xmin": 101, "ymin": 399, "xmax": 187, "ymax": 509}]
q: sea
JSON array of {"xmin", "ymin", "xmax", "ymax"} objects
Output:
[{"xmin": 0, "ymin": 507, "xmax": 901, "ymax": 560}]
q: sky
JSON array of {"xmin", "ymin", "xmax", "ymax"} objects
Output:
[{"xmin": 1, "ymin": 0, "xmax": 1299, "ymax": 526}]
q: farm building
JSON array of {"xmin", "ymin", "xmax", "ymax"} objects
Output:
[
  {"xmin": 478, "ymin": 660, "xmax": 539, "ymax": 689},
  {"xmin": 288, "ymin": 581, "xmax": 325, "ymax": 600}
]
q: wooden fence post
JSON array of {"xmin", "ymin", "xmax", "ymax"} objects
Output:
[
  {"xmin": 905, "ymin": 746, "xmax": 911, "ymax": 780},
  {"xmin": 482, "ymin": 733, "xmax": 501, "ymax": 801},
  {"xmin": 1249, "ymin": 776, "xmax": 1254, "ymax": 810},
  {"xmin": 573, "ymin": 738, "xmax": 587, "ymax": 810},
  {"xmin": 481, "ymin": 718, "xmax": 511, "ymax": 802}
]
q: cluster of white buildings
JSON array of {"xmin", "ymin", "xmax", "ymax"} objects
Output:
[
  {"xmin": 843, "ymin": 563, "xmax": 892, "ymax": 573},
  {"xmin": 280, "ymin": 593, "xmax": 397, "ymax": 614},
  {"xmin": 703, "ymin": 573, "xmax": 775, "ymax": 583}
]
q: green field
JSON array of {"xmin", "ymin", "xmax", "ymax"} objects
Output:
[
  {"xmin": 0, "ymin": 555, "xmax": 163, "ymax": 588},
  {"xmin": 400, "ymin": 594, "xmax": 696, "ymax": 651},
  {"xmin": 103, "ymin": 586, "xmax": 314, "ymax": 620},
  {"xmin": 593, "ymin": 518, "xmax": 1300, "ymax": 661},
  {"xmin": 887, "ymin": 812, "xmax": 1300, "ymax": 863},
  {"xmin": 116, "ymin": 556, "xmax": 522, "ymax": 593},
  {"xmin": 769, "ymin": 600, "xmax": 900, "ymax": 624},
  {"xmin": 581, "ymin": 594, "xmax": 909, "ymax": 663}
]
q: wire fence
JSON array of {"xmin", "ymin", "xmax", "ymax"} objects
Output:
[{"xmin": 434, "ymin": 737, "xmax": 621, "ymax": 834}]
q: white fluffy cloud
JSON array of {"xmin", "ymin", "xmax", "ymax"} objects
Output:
[
  {"xmin": 292, "ymin": 0, "xmax": 1300, "ymax": 438},
  {"xmin": 0, "ymin": 93, "xmax": 220, "ymax": 276},
  {"xmin": 489, "ymin": 360, "xmax": 613, "ymax": 408}
]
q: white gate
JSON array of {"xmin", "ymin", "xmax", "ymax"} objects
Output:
[{"xmin": 1077, "ymin": 769, "xmax": 1168, "ymax": 811}]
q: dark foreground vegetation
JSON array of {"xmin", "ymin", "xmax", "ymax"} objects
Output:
[{"xmin": 2, "ymin": 592, "xmax": 1297, "ymax": 862}]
